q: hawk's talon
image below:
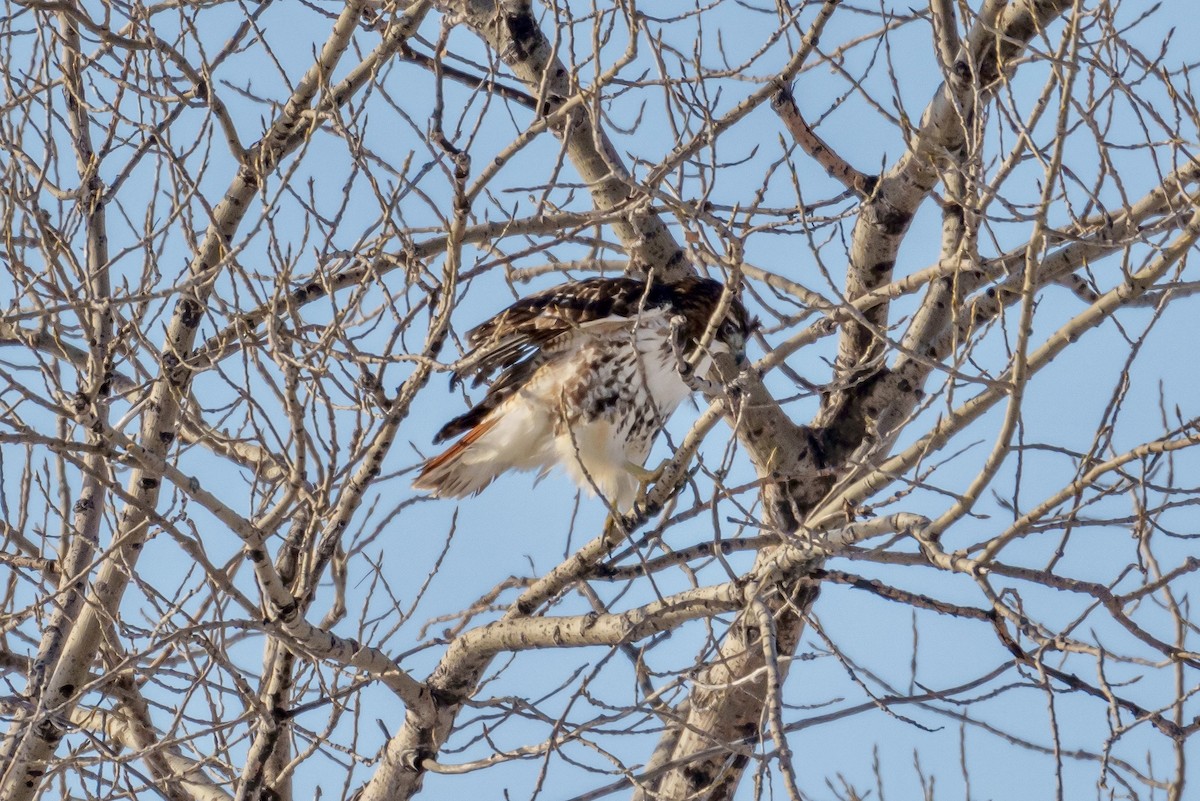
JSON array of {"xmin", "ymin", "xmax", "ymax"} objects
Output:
[{"xmin": 684, "ymin": 374, "xmax": 722, "ymax": 395}]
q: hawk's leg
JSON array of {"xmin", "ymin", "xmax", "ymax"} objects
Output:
[
  {"xmin": 624, "ymin": 459, "xmax": 664, "ymax": 483},
  {"xmin": 625, "ymin": 458, "xmax": 670, "ymax": 509},
  {"xmin": 597, "ymin": 461, "xmax": 670, "ymax": 538}
]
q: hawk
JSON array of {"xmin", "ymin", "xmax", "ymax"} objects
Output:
[{"xmin": 413, "ymin": 275, "xmax": 750, "ymax": 509}]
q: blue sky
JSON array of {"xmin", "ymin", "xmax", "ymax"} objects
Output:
[{"xmin": 2, "ymin": 1, "xmax": 1198, "ymax": 798}]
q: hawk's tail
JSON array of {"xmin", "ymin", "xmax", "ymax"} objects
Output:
[{"xmin": 412, "ymin": 417, "xmax": 505, "ymax": 498}]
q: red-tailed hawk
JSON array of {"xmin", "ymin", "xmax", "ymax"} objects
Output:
[{"xmin": 413, "ymin": 275, "xmax": 750, "ymax": 509}]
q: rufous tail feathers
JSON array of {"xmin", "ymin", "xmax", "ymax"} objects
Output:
[{"xmin": 412, "ymin": 417, "xmax": 503, "ymax": 498}]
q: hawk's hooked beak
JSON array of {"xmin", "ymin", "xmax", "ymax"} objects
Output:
[{"xmin": 729, "ymin": 330, "xmax": 748, "ymax": 367}]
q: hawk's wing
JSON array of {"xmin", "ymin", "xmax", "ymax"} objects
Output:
[
  {"xmin": 434, "ymin": 277, "xmax": 666, "ymax": 444},
  {"xmin": 456, "ymin": 277, "xmax": 655, "ymax": 383}
]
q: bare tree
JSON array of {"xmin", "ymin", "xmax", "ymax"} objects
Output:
[{"xmin": 1, "ymin": 1, "xmax": 1197, "ymax": 799}]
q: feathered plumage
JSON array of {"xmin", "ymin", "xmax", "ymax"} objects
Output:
[{"xmin": 413, "ymin": 275, "xmax": 749, "ymax": 508}]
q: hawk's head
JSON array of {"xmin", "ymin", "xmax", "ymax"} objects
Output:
[
  {"xmin": 671, "ymin": 275, "xmax": 753, "ymax": 367},
  {"xmin": 713, "ymin": 304, "xmax": 751, "ymax": 366}
]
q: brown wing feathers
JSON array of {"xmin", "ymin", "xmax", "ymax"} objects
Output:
[
  {"xmin": 454, "ymin": 278, "xmax": 650, "ymax": 382},
  {"xmin": 451, "ymin": 276, "xmax": 732, "ymax": 382}
]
